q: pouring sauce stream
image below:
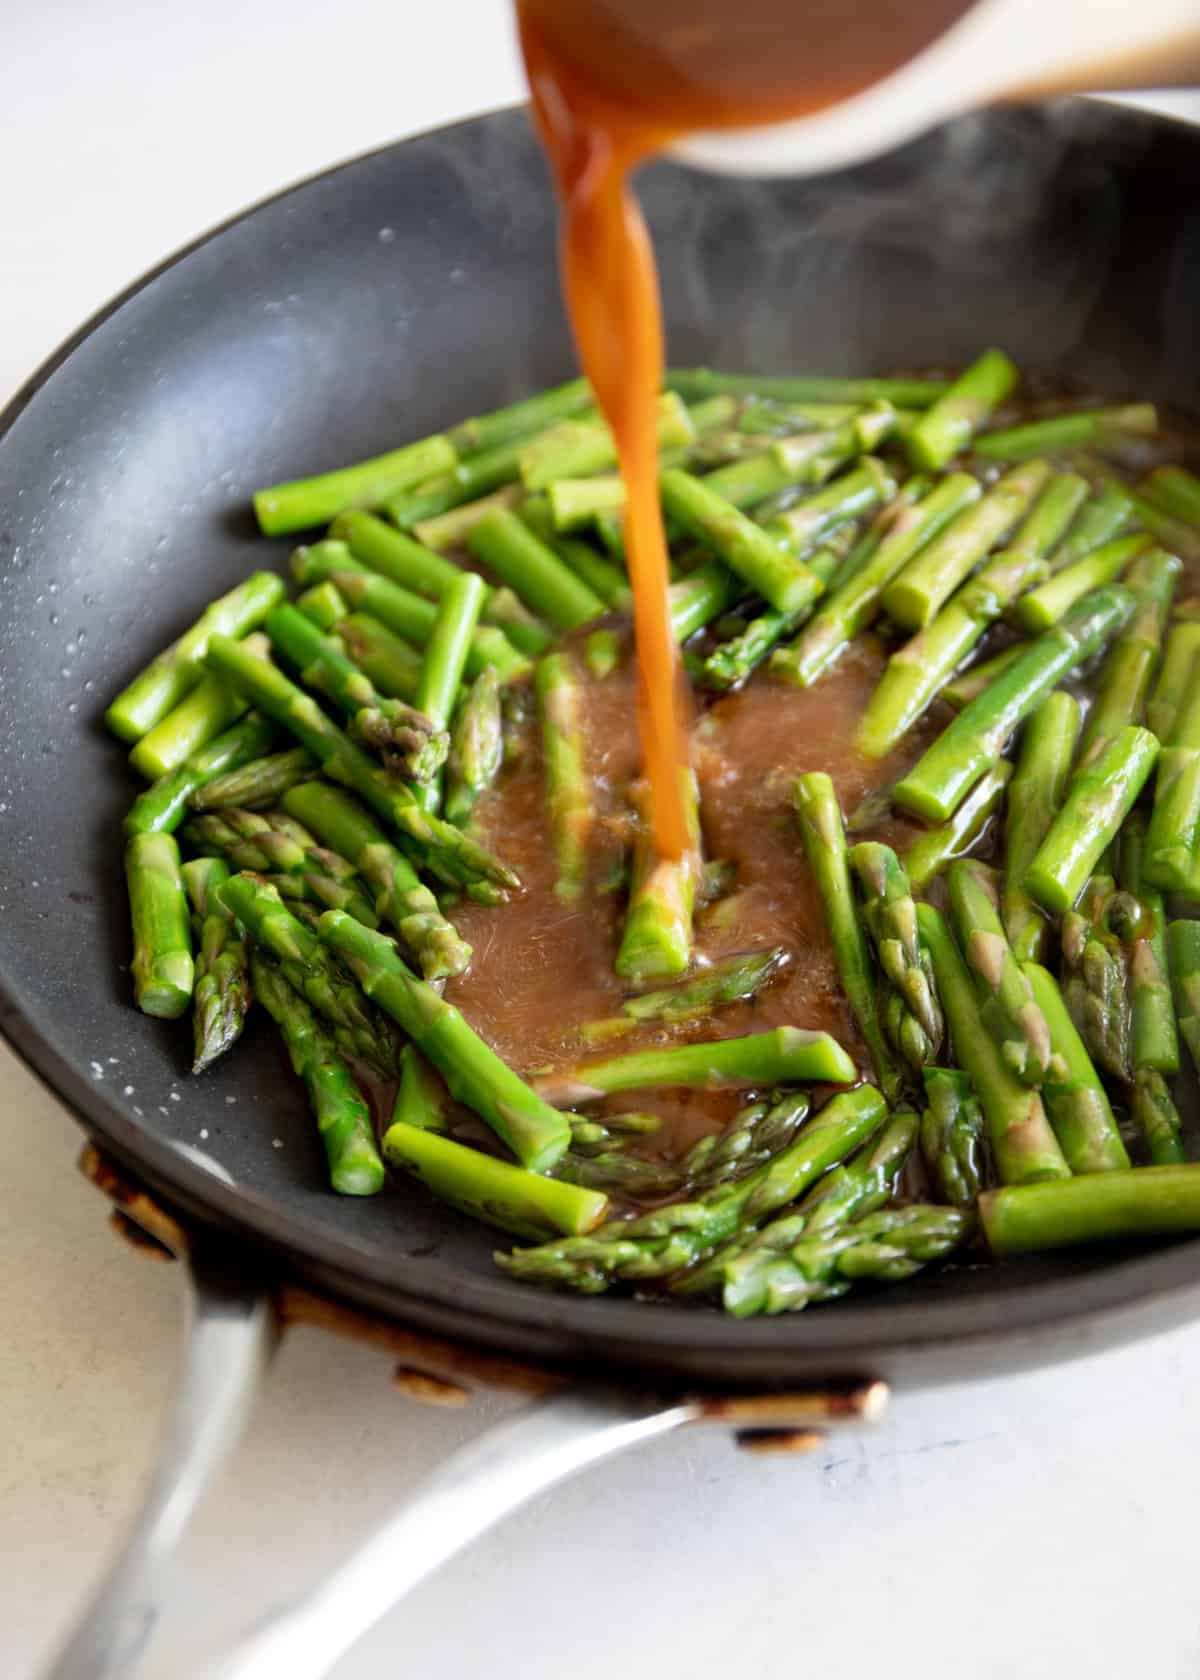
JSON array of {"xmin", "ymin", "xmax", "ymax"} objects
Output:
[{"xmin": 516, "ymin": 0, "xmax": 975, "ymax": 859}]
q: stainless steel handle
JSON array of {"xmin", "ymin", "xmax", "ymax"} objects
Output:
[
  {"xmin": 202, "ymin": 1383, "xmax": 696, "ymax": 1680},
  {"xmin": 39, "ymin": 1248, "xmax": 278, "ymax": 1680}
]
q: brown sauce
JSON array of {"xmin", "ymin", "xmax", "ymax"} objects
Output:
[
  {"xmin": 516, "ymin": 0, "xmax": 976, "ymax": 858},
  {"xmin": 448, "ymin": 630, "xmax": 940, "ymax": 1163}
]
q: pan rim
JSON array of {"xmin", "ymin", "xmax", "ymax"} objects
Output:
[{"xmin": 4, "ymin": 99, "xmax": 1200, "ymax": 1381}]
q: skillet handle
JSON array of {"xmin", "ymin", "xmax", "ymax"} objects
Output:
[
  {"xmin": 202, "ymin": 1384, "xmax": 699, "ymax": 1680},
  {"xmin": 39, "ymin": 1245, "xmax": 278, "ymax": 1680}
]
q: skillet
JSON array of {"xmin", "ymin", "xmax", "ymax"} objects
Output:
[{"xmin": 4, "ymin": 94, "xmax": 1200, "ymax": 1675}]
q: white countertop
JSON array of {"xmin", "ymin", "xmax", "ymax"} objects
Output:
[{"xmin": 4, "ymin": 4, "xmax": 1200, "ymax": 1676}]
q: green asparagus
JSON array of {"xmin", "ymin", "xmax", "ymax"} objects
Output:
[
  {"xmin": 793, "ymin": 773, "xmax": 902, "ymax": 1100},
  {"xmin": 917, "ymin": 903, "xmax": 1068, "ymax": 1184},
  {"xmin": 318, "ymin": 911, "xmax": 570, "ymax": 1171},
  {"xmin": 125, "ymin": 832, "xmax": 193, "ymax": 1019},
  {"xmin": 496, "ymin": 1085, "xmax": 886, "ymax": 1292},
  {"xmin": 892, "ymin": 585, "xmax": 1133, "ymax": 817},
  {"xmin": 1002, "ymin": 691, "xmax": 1082, "ymax": 962},
  {"xmin": 280, "ymin": 781, "xmax": 471, "ymax": 980},
  {"xmin": 249, "ymin": 951, "xmax": 385, "ymax": 1196}
]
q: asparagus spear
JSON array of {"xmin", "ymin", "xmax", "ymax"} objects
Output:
[
  {"xmin": 391, "ymin": 1044, "xmax": 448, "ymax": 1133},
  {"xmin": 1144, "ymin": 660, "xmax": 1200, "ymax": 897},
  {"xmin": 892, "ymin": 585, "xmax": 1134, "ymax": 818},
  {"xmin": 583, "ymin": 628, "xmax": 623, "ymax": 680},
  {"xmin": 764, "ymin": 458, "xmax": 898, "ymax": 556},
  {"xmin": 204, "ymin": 634, "xmax": 518, "ymax": 899},
  {"xmin": 444, "ymin": 667, "xmax": 503, "ymax": 828},
  {"xmin": 558, "ymin": 1150, "xmax": 683, "ymax": 1199},
  {"xmin": 384, "ymin": 437, "xmax": 526, "ymax": 530},
  {"xmin": 128, "ymin": 631, "xmax": 265, "ymax": 780},
  {"xmin": 1078, "ymin": 547, "xmax": 1180, "ymax": 764},
  {"xmin": 536, "ymin": 652, "xmax": 594, "ymax": 907},
  {"xmin": 1025, "ymin": 726, "xmax": 1160, "ymax": 914},
  {"xmin": 1167, "ymin": 919, "xmax": 1200, "ymax": 1068},
  {"xmin": 318, "ymin": 911, "xmax": 571, "ymax": 1172},
  {"xmin": 248, "ymin": 952, "xmax": 384, "ymax": 1196},
  {"xmin": 336, "ymin": 613, "xmax": 424, "ymax": 701},
  {"xmin": 616, "ymin": 772, "xmax": 702, "ymax": 983},
  {"xmin": 1123, "ymin": 486, "xmax": 1200, "ymax": 564},
  {"xmin": 253, "ymin": 435, "xmax": 457, "ymax": 536},
  {"xmin": 678, "ymin": 1091, "xmax": 812, "ymax": 1193},
  {"xmin": 182, "ymin": 809, "xmax": 380, "ymax": 927},
  {"xmin": 218, "ymin": 873, "xmax": 398, "ymax": 1076},
  {"xmin": 687, "ymin": 1106, "xmax": 919, "ymax": 1308},
  {"xmin": 658, "ymin": 468, "xmax": 828, "ymax": 616},
  {"xmin": 519, "ymin": 497, "xmax": 632, "ymax": 610},
  {"xmin": 519, "ymin": 392, "xmax": 695, "ymax": 489},
  {"xmin": 280, "ymin": 781, "xmax": 471, "ymax": 980},
  {"xmin": 1013, "ymin": 533, "xmax": 1149, "ymax": 634},
  {"xmin": 906, "ymin": 348, "xmax": 1018, "ymax": 470},
  {"xmin": 413, "ymin": 484, "xmax": 525, "ymax": 551},
  {"xmin": 1145, "ymin": 621, "xmax": 1200, "ymax": 743},
  {"xmin": 664, "ymin": 370, "xmax": 950, "ymax": 406},
  {"xmin": 941, "ymin": 643, "xmax": 1025, "ymax": 710},
  {"xmin": 1046, "ymin": 482, "xmax": 1135, "ymax": 572},
  {"xmin": 917, "ymin": 903, "xmax": 1068, "ymax": 1184},
  {"xmin": 410, "ymin": 570, "xmax": 487, "ymax": 811},
  {"xmin": 947, "ymin": 860, "xmax": 1054, "ymax": 1084},
  {"xmin": 1116, "ymin": 814, "xmax": 1180, "ymax": 1077},
  {"xmin": 613, "ymin": 946, "xmax": 789, "ymax": 1027},
  {"xmin": 882, "ymin": 459, "xmax": 1051, "ymax": 630},
  {"xmin": 125, "ymin": 832, "xmax": 194, "ymax": 1018},
  {"xmin": 383, "ymin": 1121, "xmax": 607, "ymax": 1240},
  {"xmin": 921, "ymin": 1067, "xmax": 987, "ymax": 1205},
  {"xmin": 973, "ymin": 404, "xmax": 1156, "ymax": 461},
  {"xmin": 851, "ymin": 842, "xmax": 943, "ymax": 1058},
  {"xmin": 981, "ymin": 1166, "xmax": 1200, "ymax": 1256},
  {"xmin": 721, "ymin": 1203, "xmax": 971, "ymax": 1316},
  {"xmin": 289, "ymin": 552, "xmax": 529, "ymax": 685},
  {"xmin": 182, "ymin": 857, "xmax": 252, "ymax": 1074},
  {"xmin": 265, "ymin": 603, "xmax": 448, "ymax": 784},
  {"xmin": 328, "ymin": 509, "xmax": 465, "ymax": 599},
  {"xmin": 568, "ymin": 1111, "xmax": 663, "ymax": 1153},
  {"xmin": 495, "ymin": 1085, "xmax": 886, "ymax": 1292},
  {"xmin": 468, "ymin": 509, "xmax": 604, "ymax": 631},
  {"xmin": 1001, "ymin": 691, "xmax": 1082, "ymax": 962},
  {"xmin": 736, "ymin": 397, "xmax": 861, "ymax": 435},
  {"xmin": 669, "ymin": 559, "xmax": 744, "ymax": 643},
  {"xmin": 700, "ymin": 527, "xmax": 854, "ymax": 690},
  {"xmin": 1061, "ymin": 878, "xmax": 1132, "ymax": 1082},
  {"xmin": 793, "ymin": 773, "xmax": 903, "ymax": 1100},
  {"xmin": 188, "ymin": 746, "xmax": 316, "ymax": 813},
  {"xmin": 727, "ymin": 405, "xmax": 897, "ymax": 500},
  {"xmin": 857, "ymin": 473, "xmax": 1088, "ymax": 755},
  {"xmin": 106, "ymin": 572, "xmax": 286, "ymax": 743},
  {"xmin": 546, "ymin": 474, "xmax": 629, "ymax": 531},
  {"xmin": 1139, "ymin": 465, "xmax": 1200, "ymax": 526},
  {"xmin": 1132, "ymin": 1069, "xmax": 1186, "ymax": 1168},
  {"xmin": 1021, "ymin": 962, "xmax": 1130, "ymax": 1173},
  {"xmin": 532, "ymin": 1025, "xmax": 856, "ymax": 1106},
  {"xmin": 124, "ymin": 712, "xmax": 279, "ymax": 836},
  {"xmin": 903, "ymin": 762, "xmax": 1012, "ymax": 889},
  {"xmin": 771, "ymin": 472, "xmax": 981, "ymax": 687},
  {"xmin": 445, "ymin": 376, "xmax": 592, "ymax": 456}
]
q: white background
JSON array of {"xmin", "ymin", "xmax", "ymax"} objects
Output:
[{"xmin": 4, "ymin": 3, "xmax": 1200, "ymax": 1676}]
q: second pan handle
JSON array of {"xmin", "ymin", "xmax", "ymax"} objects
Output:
[
  {"xmin": 39, "ymin": 1244, "xmax": 278, "ymax": 1680},
  {"xmin": 202, "ymin": 1374, "xmax": 886, "ymax": 1680},
  {"xmin": 202, "ymin": 1384, "xmax": 697, "ymax": 1680}
]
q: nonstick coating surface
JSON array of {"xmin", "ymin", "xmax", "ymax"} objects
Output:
[{"xmin": 3, "ymin": 101, "xmax": 1200, "ymax": 1389}]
